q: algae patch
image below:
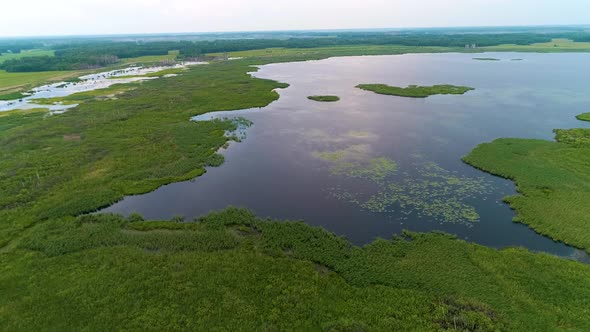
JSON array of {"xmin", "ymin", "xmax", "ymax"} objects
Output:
[{"xmin": 314, "ymin": 145, "xmax": 492, "ymax": 224}]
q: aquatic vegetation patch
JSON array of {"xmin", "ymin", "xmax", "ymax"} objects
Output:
[
  {"xmin": 346, "ymin": 130, "xmax": 377, "ymax": 140},
  {"xmin": 314, "ymin": 145, "xmax": 395, "ymax": 182},
  {"xmin": 331, "ymin": 157, "xmax": 399, "ymax": 183},
  {"xmin": 473, "ymin": 57, "xmax": 501, "ymax": 61},
  {"xmin": 308, "ymin": 95, "xmax": 340, "ymax": 102},
  {"xmin": 331, "ymin": 161, "xmax": 492, "ymax": 224},
  {"xmin": 313, "ymin": 150, "xmax": 346, "ymax": 162},
  {"xmin": 313, "ymin": 144, "xmax": 371, "ymax": 162},
  {"xmin": 220, "ymin": 116, "xmax": 253, "ymax": 143},
  {"xmin": 315, "ymin": 144, "xmax": 492, "ymax": 224},
  {"xmin": 356, "ymin": 84, "xmax": 474, "ymax": 98},
  {"xmin": 575, "ymin": 112, "xmax": 590, "ymax": 122}
]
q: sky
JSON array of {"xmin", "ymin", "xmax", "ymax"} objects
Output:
[{"xmin": 1, "ymin": 0, "xmax": 588, "ymax": 37}]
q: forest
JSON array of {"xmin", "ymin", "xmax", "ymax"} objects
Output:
[{"xmin": 2, "ymin": 31, "xmax": 590, "ymax": 72}]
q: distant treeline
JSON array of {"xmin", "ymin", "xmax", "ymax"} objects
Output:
[
  {"xmin": 2, "ymin": 32, "xmax": 590, "ymax": 72},
  {"xmin": 0, "ymin": 41, "xmax": 43, "ymax": 54}
]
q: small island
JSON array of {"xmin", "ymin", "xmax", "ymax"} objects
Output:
[
  {"xmin": 356, "ymin": 84, "xmax": 474, "ymax": 98},
  {"xmin": 576, "ymin": 113, "xmax": 590, "ymax": 122},
  {"xmin": 473, "ymin": 57, "xmax": 501, "ymax": 61},
  {"xmin": 308, "ymin": 95, "xmax": 340, "ymax": 102}
]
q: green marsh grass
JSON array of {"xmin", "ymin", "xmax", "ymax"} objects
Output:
[
  {"xmin": 0, "ymin": 59, "xmax": 286, "ymax": 246},
  {"xmin": 2, "ymin": 46, "xmax": 590, "ymax": 330},
  {"xmin": 1, "ymin": 208, "xmax": 589, "ymax": 330},
  {"xmin": 464, "ymin": 128, "xmax": 590, "ymax": 252},
  {"xmin": 356, "ymin": 84, "xmax": 474, "ymax": 98},
  {"xmin": 307, "ymin": 95, "xmax": 340, "ymax": 102}
]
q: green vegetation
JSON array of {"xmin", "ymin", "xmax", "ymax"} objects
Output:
[
  {"xmin": 2, "ymin": 39, "xmax": 590, "ymax": 330},
  {"xmin": 357, "ymin": 83, "xmax": 474, "ymax": 98},
  {"xmin": 0, "ymin": 109, "xmax": 48, "ymax": 131},
  {"xmin": 463, "ymin": 128, "xmax": 590, "ymax": 252},
  {"xmin": 0, "ymin": 91, "xmax": 27, "ymax": 100},
  {"xmin": 31, "ymin": 84, "xmax": 140, "ymax": 105},
  {"xmin": 473, "ymin": 57, "xmax": 500, "ymax": 61},
  {"xmin": 484, "ymin": 39, "xmax": 590, "ymax": 52},
  {"xmin": 1, "ymin": 208, "xmax": 589, "ymax": 330},
  {"xmin": 5, "ymin": 33, "xmax": 590, "ymax": 73},
  {"xmin": 308, "ymin": 95, "xmax": 340, "ymax": 102},
  {"xmin": 576, "ymin": 112, "xmax": 590, "ymax": 122},
  {"xmin": 209, "ymin": 45, "xmax": 463, "ymax": 59},
  {"xmin": 109, "ymin": 67, "xmax": 187, "ymax": 79},
  {"xmin": 0, "ymin": 59, "xmax": 287, "ymax": 247},
  {"xmin": 0, "ymin": 69, "xmax": 84, "ymax": 99},
  {"xmin": 0, "ymin": 49, "xmax": 54, "ymax": 64},
  {"xmin": 121, "ymin": 50, "xmax": 180, "ymax": 65}
]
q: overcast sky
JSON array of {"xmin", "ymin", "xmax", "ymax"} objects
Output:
[{"xmin": 1, "ymin": 0, "xmax": 588, "ymax": 37}]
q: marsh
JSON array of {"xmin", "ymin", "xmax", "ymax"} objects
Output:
[{"xmin": 104, "ymin": 52, "xmax": 590, "ymax": 262}]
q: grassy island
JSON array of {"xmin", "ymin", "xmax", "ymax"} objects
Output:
[
  {"xmin": 463, "ymin": 128, "xmax": 590, "ymax": 252},
  {"xmin": 356, "ymin": 84, "xmax": 474, "ymax": 98},
  {"xmin": 307, "ymin": 95, "xmax": 340, "ymax": 102},
  {"xmin": 576, "ymin": 112, "xmax": 590, "ymax": 122}
]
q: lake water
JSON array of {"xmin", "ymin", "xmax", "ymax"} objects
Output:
[{"xmin": 103, "ymin": 52, "xmax": 590, "ymax": 262}]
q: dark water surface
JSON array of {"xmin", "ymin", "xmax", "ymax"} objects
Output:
[{"xmin": 103, "ymin": 53, "xmax": 590, "ymax": 262}]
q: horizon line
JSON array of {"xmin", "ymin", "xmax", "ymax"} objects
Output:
[{"xmin": 1, "ymin": 23, "xmax": 588, "ymax": 39}]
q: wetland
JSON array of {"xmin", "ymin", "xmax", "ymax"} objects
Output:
[{"xmin": 104, "ymin": 52, "xmax": 590, "ymax": 262}]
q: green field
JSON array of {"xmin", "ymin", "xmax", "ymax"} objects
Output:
[
  {"xmin": 1, "ymin": 208, "xmax": 589, "ymax": 330},
  {"xmin": 209, "ymin": 44, "xmax": 466, "ymax": 59},
  {"xmin": 209, "ymin": 39, "xmax": 590, "ymax": 59},
  {"xmin": 308, "ymin": 95, "xmax": 340, "ymax": 102},
  {"xmin": 356, "ymin": 84, "xmax": 474, "ymax": 98},
  {"xmin": 0, "ymin": 49, "xmax": 55, "ymax": 64},
  {"xmin": 0, "ymin": 69, "xmax": 84, "ymax": 99},
  {"xmin": 121, "ymin": 50, "xmax": 180, "ymax": 65},
  {"xmin": 484, "ymin": 39, "xmax": 590, "ymax": 52}
]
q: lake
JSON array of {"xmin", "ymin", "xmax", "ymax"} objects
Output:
[{"xmin": 103, "ymin": 52, "xmax": 590, "ymax": 262}]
